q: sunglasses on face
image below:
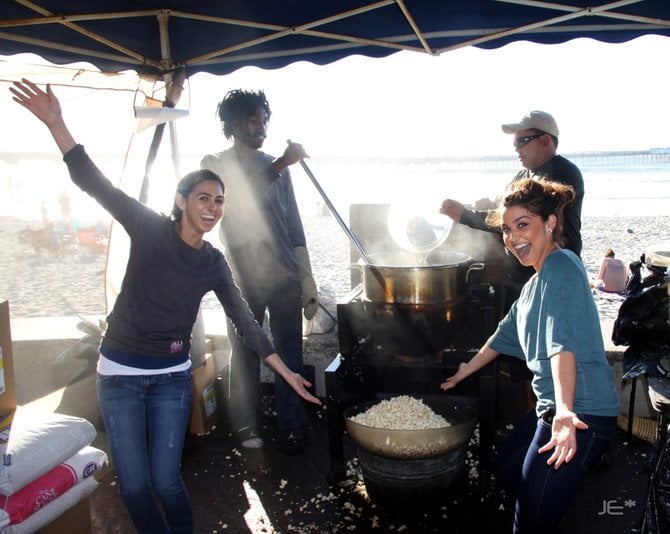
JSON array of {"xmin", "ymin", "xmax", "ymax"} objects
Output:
[{"xmin": 513, "ymin": 132, "xmax": 546, "ymax": 149}]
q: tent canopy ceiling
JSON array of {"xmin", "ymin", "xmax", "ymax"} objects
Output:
[{"xmin": 1, "ymin": 0, "xmax": 669, "ymax": 78}]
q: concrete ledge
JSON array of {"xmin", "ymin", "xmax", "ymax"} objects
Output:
[
  {"xmin": 11, "ymin": 315, "xmax": 641, "ymax": 418},
  {"xmin": 11, "ymin": 315, "xmax": 104, "ymax": 342},
  {"xmin": 11, "ymin": 315, "xmax": 102, "ymax": 406},
  {"xmin": 26, "ymin": 377, "xmax": 101, "ymax": 428}
]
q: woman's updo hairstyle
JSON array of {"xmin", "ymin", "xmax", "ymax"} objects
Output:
[
  {"xmin": 486, "ymin": 178, "xmax": 575, "ymax": 247},
  {"xmin": 171, "ymin": 169, "xmax": 225, "ymax": 222}
]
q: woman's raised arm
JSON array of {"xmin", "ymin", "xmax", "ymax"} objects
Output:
[{"xmin": 10, "ymin": 79, "xmax": 77, "ymax": 155}]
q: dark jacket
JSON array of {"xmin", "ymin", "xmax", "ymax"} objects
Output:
[
  {"xmin": 64, "ymin": 145, "xmax": 276, "ymax": 365},
  {"xmin": 459, "ymin": 154, "xmax": 584, "ymax": 289}
]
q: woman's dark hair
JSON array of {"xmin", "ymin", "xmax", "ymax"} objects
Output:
[
  {"xmin": 171, "ymin": 169, "xmax": 225, "ymax": 222},
  {"xmin": 217, "ymin": 89, "xmax": 271, "ymax": 140},
  {"xmin": 486, "ymin": 178, "xmax": 575, "ymax": 247}
]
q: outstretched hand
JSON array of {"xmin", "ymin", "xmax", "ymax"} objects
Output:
[
  {"xmin": 538, "ymin": 410, "xmax": 588, "ymax": 469},
  {"xmin": 440, "ymin": 362, "xmax": 468, "ymax": 391},
  {"xmin": 10, "ymin": 79, "xmax": 76, "ymax": 154},
  {"xmin": 439, "ymin": 348, "xmax": 498, "ymax": 393},
  {"xmin": 265, "ymin": 353, "xmax": 321, "ymax": 405},
  {"xmin": 10, "ymin": 79, "xmax": 62, "ymax": 127},
  {"xmin": 286, "ymin": 372, "xmax": 322, "ymax": 406}
]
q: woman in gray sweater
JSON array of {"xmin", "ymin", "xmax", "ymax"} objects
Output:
[{"xmin": 10, "ymin": 79, "xmax": 320, "ymax": 534}]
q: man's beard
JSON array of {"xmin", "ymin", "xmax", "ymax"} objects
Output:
[{"xmin": 239, "ymin": 130, "xmax": 265, "ymax": 149}]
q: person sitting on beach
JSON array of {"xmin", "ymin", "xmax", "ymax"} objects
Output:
[
  {"xmin": 10, "ymin": 78, "xmax": 321, "ymax": 534},
  {"xmin": 441, "ymin": 178, "xmax": 618, "ymax": 534},
  {"xmin": 593, "ymin": 248, "xmax": 628, "ymax": 293}
]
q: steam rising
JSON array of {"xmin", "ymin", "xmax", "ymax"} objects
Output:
[
  {"xmin": 348, "ymin": 203, "xmax": 505, "ymax": 269},
  {"xmin": 387, "ymin": 201, "xmax": 452, "ymax": 254}
]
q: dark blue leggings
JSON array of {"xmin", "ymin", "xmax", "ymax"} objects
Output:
[{"xmin": 495, "ymin": 410, "xmax": 617, "ymax": 533}]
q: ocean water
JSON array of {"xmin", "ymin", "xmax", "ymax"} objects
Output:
[
  {"xmin": 0, "ymin": 155, "xmax": 668, "ymax": 224},
  {"xmin": 287, "ymin": 158, "xmax": 670, "ymax": 220},
  {"xmin": 580, "ymin": 166, "xmax": 670, "ymax": 217}
]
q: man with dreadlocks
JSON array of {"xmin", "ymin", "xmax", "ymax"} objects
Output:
[{"xmin": 201, "ymin": 89, "xmax": 318, "ymax": 454}]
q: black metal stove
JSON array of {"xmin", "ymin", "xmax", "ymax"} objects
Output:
[
  {"xmin": 324, "ymin": 281, "xmax": 500, "ymax": 482},
  {"xmin": 322, "ymin": 203, "xmax": 506, "ymax": 482}
]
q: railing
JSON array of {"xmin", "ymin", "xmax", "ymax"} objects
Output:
[{"xmin": 2, "ymin": 149, "xmax": 670, "ymax": 169}]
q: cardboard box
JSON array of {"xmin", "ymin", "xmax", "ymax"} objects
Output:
[
  {"xmin": 189, "ymin": 353, "xmax": 217, "ymax": 435},
  {"xmin": 0, "ymin": 301, "xmax": 17, "ymax": 426}
]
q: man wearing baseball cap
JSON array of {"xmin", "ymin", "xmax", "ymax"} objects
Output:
[{"xmin": 499, "ymin": 110, "xmax": 584, "ymax": 256}]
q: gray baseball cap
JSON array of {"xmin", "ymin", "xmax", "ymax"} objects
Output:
[{"xmin": 501, "ymin": 110, "xmax": 559, "ymax": 137}]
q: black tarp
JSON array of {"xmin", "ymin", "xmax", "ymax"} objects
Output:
[{"xmin": 1, "ymin": 1, "xmax": 669, "ymax": 78}]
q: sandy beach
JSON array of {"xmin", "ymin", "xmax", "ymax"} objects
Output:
[{"xmin": 1, "ymin": 214, "xmax": 668, "ymax": 325}]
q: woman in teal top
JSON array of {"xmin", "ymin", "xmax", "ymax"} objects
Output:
[{"xmin": 442, "ymin": 178, "xmax": 618, "ymax": 533}]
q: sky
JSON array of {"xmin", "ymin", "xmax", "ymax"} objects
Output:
[{"xmin": 2, "ymin": 34, "xmax": 669, "ymax": 161}]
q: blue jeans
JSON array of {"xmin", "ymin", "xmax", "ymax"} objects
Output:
[
  {"xmin": 227, "ymin": 278, "xmax": 305, "ymax": 433},
  {"xmin": 97, "ymin": 370, "xmax": 194, "ymax": 533},
  {"xmin": 495, "ymin": 410, "xmax": 617, "ymax": 534}
]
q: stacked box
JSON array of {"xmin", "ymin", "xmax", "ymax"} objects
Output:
[{"xmin": 0, "ymin": 302, "xmax": 105, "ymax": 533}]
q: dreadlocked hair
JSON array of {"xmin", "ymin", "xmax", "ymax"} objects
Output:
[{"xmin": 216, "ymin": 89, "xmax": 271, "ymax": 140}]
